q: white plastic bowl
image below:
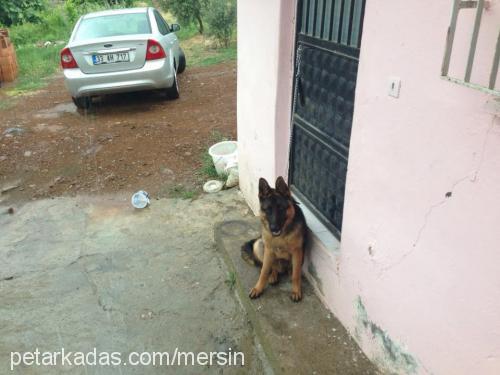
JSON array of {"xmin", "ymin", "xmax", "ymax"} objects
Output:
[
  {"xmin": 203, "ymin": 180, "xmax": 224, "ymax": 193},
  {"xmin": 208, "ymin": 141, "xmax": 238, "ymax": 177}
]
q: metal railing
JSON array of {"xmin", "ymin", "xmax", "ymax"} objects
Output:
[{"xmin": 441, "ymin": 0, "xmax": 499, "ymax": 94}]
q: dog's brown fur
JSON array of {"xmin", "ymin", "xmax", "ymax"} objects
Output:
[{"xmin": 241, "ymin": 176, "xmax": 307, "ymax": 302}]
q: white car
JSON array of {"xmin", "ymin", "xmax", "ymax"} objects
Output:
[{"xmin": 61, "ymin": 7, "xmax": 185, "ymax": 109}]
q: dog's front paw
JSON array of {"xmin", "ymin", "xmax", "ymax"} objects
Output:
[
  {"xmin": 290, "ymin": 290, "xmax": 302, "ymax": 302},
  {"xmin": 249, "ymin": 287, "xmax": 263, "ymax": 299}
]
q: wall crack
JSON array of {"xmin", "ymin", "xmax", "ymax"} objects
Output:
[{"xmin": 379, "ymin": 114, "xmax": 498, "ymax": 276}]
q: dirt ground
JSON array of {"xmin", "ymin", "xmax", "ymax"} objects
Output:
[{"xmin": 0, "ymin": 62, "xmax": 236, "ymax": 205}]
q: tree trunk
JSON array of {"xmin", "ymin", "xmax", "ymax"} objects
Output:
[{"xmin": 195, "ymin": 13, "xmax": 204, "ymax": 34}]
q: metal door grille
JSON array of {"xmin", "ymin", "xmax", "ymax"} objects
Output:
[{"xmin": 289, "ymin": 0, "xmax": 365, "ymax": 239}]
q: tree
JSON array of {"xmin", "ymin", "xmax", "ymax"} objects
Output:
[
  {"xmin": 203, "ymin": 0, "xmax": 236, "ymax": 47},
  {"xmin": 159, "ymin": 0, "xmax": 207, "ymax": 34},
  {"xmin": 0, "ymin": 0, "xmax": 45, "ymax": 26},
  {"xmin": 68, "ymin": 0, "xmax": 135, "ymax": 7}
]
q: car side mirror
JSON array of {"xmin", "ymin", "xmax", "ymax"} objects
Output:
[{"xmin": 171, "ymin": 24, "xmax": 180, "ymax": 32}]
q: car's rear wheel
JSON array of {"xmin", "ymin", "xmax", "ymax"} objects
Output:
[
  {"xmin": 164, "ymin": 64, "xmax": 179, "ymax": 100},
  {"xmin": 72, "ymin": 96, "xmax": 92, "ymax": 110},
  {"xmin": 178, "ymin": 49, "xmax": 186, "ymax": 74}
]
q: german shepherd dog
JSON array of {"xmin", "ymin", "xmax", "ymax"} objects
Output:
[{"xmin": 241, "ymin": 176, "xmax": 307, "ymax": 302}]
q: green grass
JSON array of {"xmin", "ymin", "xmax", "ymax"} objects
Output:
[
  {"xmin": 9, "ymin": 45, "xmax": 61, "ymax": 93},
  {"xmin": 169, "ymin": 185, "xmax": 197, "ymax": 200},
  {"xmin": 201, "ymin": 152, "xmax": 220, "ymax": 179},
  {"xmin": 225, "ymin": 271, "xmax": 236, "ymax": 290},
  {"xmin": 197, "ymin": 44, "xmax": 236, "ymax": 67},
  {"xmin": 184, "ymin": 40, "xmax": 236, "ymax": 67},
  {"xmin": 199, "ymin": 130, "xmax": 231, "ymax": 179},
  {"xmin": 168, "ymin": 19, "xmax": 237, "ymax": 68}
]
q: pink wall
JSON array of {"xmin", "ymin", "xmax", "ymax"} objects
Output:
[
  {"xmin": 315, "ymin": 1, "xmax": 500, "ymax": 374},
  {"xmin": 237, "ymin": 0, "xmax": 500, "ymax": 374},
  {"xmin": 237, "ymin": 0, "xmax": 296, "ymax": 212}
]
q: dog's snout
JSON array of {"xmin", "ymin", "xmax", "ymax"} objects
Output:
[{"xmin": 269, "ymin": 224, "xmax": 282, "ymax": 236}]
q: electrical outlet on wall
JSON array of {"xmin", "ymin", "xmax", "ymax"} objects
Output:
[{"xmin": 388, "ymin": 77, "xmax": 401, "ymax": 98}]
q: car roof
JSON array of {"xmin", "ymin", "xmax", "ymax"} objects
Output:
[{"xmin": 82, "ymin": 7, "xmax": 150, "ymax": 19}]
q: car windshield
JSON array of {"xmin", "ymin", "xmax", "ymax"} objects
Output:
[{"xmin": 74, "ymin": 13, "xmax": 151, "ymax": 41}]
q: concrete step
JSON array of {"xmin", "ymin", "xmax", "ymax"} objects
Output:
[{"xmin": 215, "ymin": 219, "xmax": 381, "ymax": 375}]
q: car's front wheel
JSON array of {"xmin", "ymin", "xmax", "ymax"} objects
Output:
[
  {"xmin": 72, "ymin": 96, "xmax": 91, "ymax": 110},
  {"xmin": 164, "ymin": 65, "xmax": 179, "ymax": 100}
]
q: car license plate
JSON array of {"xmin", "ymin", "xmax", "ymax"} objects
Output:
[{"xmin": 92, "ymin": 52, "xmax": 130, "ymax": 65}]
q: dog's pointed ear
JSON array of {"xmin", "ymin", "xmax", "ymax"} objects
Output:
[
  {"xmin": 259, "ymin": 178, "xmax": 271, "ymax": 197},
  {"xmin": 275, "ymin": 176, "xmax": 290, "ymax": 197}
]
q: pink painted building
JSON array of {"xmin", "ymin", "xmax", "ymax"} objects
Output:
[{"xmin": 237, "ymin": 0, "xmax": 500, "ymax": 374}]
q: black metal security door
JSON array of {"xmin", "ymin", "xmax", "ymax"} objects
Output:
[{"xmin": 289, "ymin": 0, "xmax": 365, "ymax": 239}]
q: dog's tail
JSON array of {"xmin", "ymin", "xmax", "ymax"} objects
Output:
[{"xmin": 241, "ymin": 238, "xmax": 264, "ymax": 267}]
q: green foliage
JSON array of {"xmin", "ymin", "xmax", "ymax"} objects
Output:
[
  {"xmin": 160, "ymin": 0, "xmax": 236, "ymax": 45},
  {"xmin": 9, "ymin": 3, "xmax": 88, "ymax": 45},
  {"xmin": 159, "ymin": 0, "xmax": 207, "ymax": 34},
  {"xmin": 11, "ymin": 44, "xmax": 61, "ymax": 93},
  {"xmin": 175, "ymin": 22, "xmax": 198, "ymax": 41},
  {"xmin": 203, "ymin": 0, "xmax": 235, "ymax": 48},
  {"xmin": 9, "ymin": 0, "xmax": 135, "ymax": 46},
  {"xmin": 64, "ymin": 1, "xmax": 80, "ymax": 24},
  {"xmin": 9, "ymin": 9, "xmax": 71, "ymax": 45},
  {"xmin": 38, "ymin": 8, "xmax": 70, "ymax": 40},
  {"xmin": 8, "ymin": 22, "xmax": 41, "ymax": 45},
  {"xmin": 67, "ymin": 0, "xmax": 135, "ymax": 8},
  {"xmin": 0, "ymin": 0, "xmax": 45, "ymax": 26},
  {"xmin": 169, "ymin": 185, "xmax": 197, "ymax": 200}
]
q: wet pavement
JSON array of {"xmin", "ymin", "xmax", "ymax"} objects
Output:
[
  {"xmin": 0, "ymin": 190, "xmax": 267, "ymax": 374},
  {"xmin": 0, "ymin": 189, "xmax": 380, "ymax": 374}
]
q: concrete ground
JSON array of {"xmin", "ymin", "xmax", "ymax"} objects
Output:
[
  {"xmin": 0, "ymin": 189, "xmax": 379, "ymax": 374},
  {"xmin": 215, "ymin": 220, "xmax": 379, "ymax": 375},
  {"xmin": 0, "ymin": 190, "xmax": 266, "ymax": 374}
]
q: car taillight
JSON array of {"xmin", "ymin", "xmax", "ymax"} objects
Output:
[
  {"xmin": 60, "ymin": 47, "xmax": 78, "ymax": 69},
  {"xmin": 146, "ymin": 39, "xmax": 166, "ymax": 60}
]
